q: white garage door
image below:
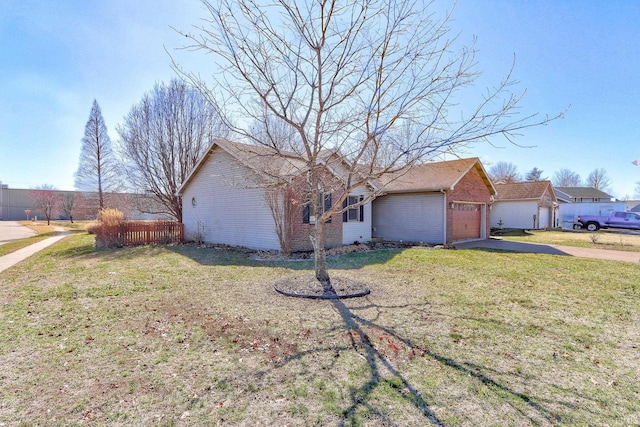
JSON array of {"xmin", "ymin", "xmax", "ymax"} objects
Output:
[{"xmin": 372, "ymin": 193, "xmax": 445, "ymax": 244}]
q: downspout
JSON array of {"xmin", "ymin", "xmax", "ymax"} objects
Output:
[{"xmin": 440, "ymin": 189, "xmax": 447, "ymax": 245}]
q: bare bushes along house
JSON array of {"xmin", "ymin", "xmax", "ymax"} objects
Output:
[{"xmin": 178, "ymin": 140, "xmax": 494, "ymax": 252}]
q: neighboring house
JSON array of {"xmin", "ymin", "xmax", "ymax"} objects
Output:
[
  {"xmin": 554, "ymin": 187, "xmax": 614, "ymax": 203},
  {"xmin": 177, "ymin": 139, "xmax": 373, "ymax": 252},
  {"xmin": 626, "ymin": 200, "xmax": 640, "ymax": 212},
  {"xmin": 371, "ymin": 158, "xmax": 495, "ymax": 245},
  {"xmin": 554, "ymin": 187, "xmax": 625, "ymax": 229},
  {"xmin": 491, "ymin": 181, "xmax": 557, "ymax": 229}
]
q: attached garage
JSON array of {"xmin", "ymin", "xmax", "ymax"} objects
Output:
[
  {"xmin": 372, "ymin": 158, "xmax": 495, "ymax": 245},
  {"xmin": 372, "ymin": 193, "xmax": 445, "ymax": 243}
]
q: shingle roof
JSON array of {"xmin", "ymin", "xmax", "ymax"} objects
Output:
[
  {"xmin": 178, "ymin": 139, "xmax": 310, "ymax": 195},
  {"xmin": 377, "ymin": 157, "xmax": 495, "ymax": 194},
  {"xmin": 629, "ymin": 203, "xmax": 640, "ymax": 212},
  {"xmin": 215, "ymin": 139, "xmax": 307, "ymax": 178},
  {"xmin": 494, "ymin": 181, "xmax": 555, "ymax": 201},
  {"xmin": 554, "ymin": 187, "xmax": 613, "ymax": 200},
  {"xmin": 179, "ymin": 140, "xmax": 495, "ymax": 197}
]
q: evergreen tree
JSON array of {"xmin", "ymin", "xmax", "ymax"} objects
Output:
[
  {"xmin": 525, "ymin": 167, "xmax": 546, "ymax": 181},
  {"xmin": 75, "ymin": 100, "xmax": 121, "ymax": 210}
]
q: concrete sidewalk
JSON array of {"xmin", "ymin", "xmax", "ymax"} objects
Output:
[
  {"xmin": 455, "ymin": 238, "xmax": 640, "ymax": 263},
  {"xmin": 0, "ymin": 228, "xmax": 70, "ymax": 273}
]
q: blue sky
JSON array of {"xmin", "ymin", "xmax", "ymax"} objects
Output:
[{"xmin": 1, "ymin": 1, "xmax": 639, "ymax": 198}]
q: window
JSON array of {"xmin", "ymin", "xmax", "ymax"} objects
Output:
[
  {"xmin": 302, "ymin": 192, "xmax": 332, "ymax": 224},
  {"xmin": 343, "ymin": 195, "xmax": 364, "ymax": 222},
  {"xmin": 452, "ymin": 203, "xmax": 480, "ymax": 211}
]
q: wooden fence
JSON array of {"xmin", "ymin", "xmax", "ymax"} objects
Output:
[{"xmin": 96, "ymin": 221, "xmax": 184, "ymax": 247}]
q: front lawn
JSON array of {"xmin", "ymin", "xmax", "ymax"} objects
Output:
[
  {"xmin": 1, "ymin": 233, "xmax": 638, "ymax": 426},
  {"xmin": 497, "ymin": 228, "xmax": 640, "ymax": 252}
]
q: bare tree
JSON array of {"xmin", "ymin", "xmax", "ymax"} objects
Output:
[
  {"xmin": 489, "ymin": 162, "xmax": 521, "ymax": 183},
  {"xmin": 525, "ymin": 167, "xmax": 546, "ymax": 181},
  {"xmin": 553, "ymin": 168, "xmax": 582, "ymax": 187},
  {"xmin": 117, "ymin": 79, "xmax": 227, "ymax": 222},
  {"xmin": 61, "ymin": 192, "xmax": 76, "ymax": 223},
  {"xmin": 586, "ymin": 168, "xmax": 611, "ymax": 192},
  {"xmin": 175, "ymin": 0, "xmax": 560, "ymax": 288},
  {"xmin": 75, "ymin": 100, "xmax": 121, "ymax": 211},
  {"xmin": 634, "ymin": 182, "xmax": 640, "ymax": 199},
  {"xmin": 30, "ymin": 185, "xmax": 61, "ymax": 225}
]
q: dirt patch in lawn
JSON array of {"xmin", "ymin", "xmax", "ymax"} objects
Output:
[{"xmin": 274, "ymin": 275, "xmax": 371, "ymax": 299}]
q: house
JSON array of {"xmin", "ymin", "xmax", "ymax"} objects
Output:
[
  {"xmin": 177, "ymin": 139, "xmax": 373, "ymax": 252},
  {"xmin": 554, "ymin": 187, "xmax": 614, "ymax": 203},
  {"xmin": 491, "ymin": 181, "xmax": 557, "ymax": 229},
  {"xmin": 553, "ymin": 187, "xmax": 625, "ymax": 229},
  {"xmin": 625, "ymin": 200, "xmax": 640, "ymax": 212},
  {"xmin": 371, "ymin": 158, "xmax": 495, "ymax": 244},
  {"xmin": 178, "ymin": 141, "xmax": 494, "ymax": 251}
]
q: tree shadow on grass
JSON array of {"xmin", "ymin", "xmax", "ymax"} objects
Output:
[
  {"xmin": 329, "ymin": 298, "xmax": 445, "ymax": 425},
  {"xmin": 255, "ymin": 296, "xmax": 564, "ymax": 426},
  {"xmin": 337, "ymin": 298, "xmax": 561, "ymax": 425}
]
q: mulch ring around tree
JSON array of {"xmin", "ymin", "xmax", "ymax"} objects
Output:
[{"xmin": 274, "ymin": 275, "xmax": 371, "ymax": 299}]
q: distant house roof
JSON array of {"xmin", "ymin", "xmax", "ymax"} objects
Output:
[
  {"xmin": 377, "ymin": 157, "xmax": 496, "ymax": 195},
  {"xmin": 494, "ymin": 180, "xmax": 556, "ymax": 202},
  {"xmin": 554, "ymin": 186, "xmax": 613, "ymax": 202},
  {"xmin": 626, "ymin": 201, "xmax": 640, "ymax": 212}
]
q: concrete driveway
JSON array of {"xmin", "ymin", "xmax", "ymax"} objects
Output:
[
  {"xmin": 0, "ymin": 221, "xmax": 37, "ymax": 245},
  {"xmin": 455, "ymin": 238, "xmax": 640, "ymax": 263}
]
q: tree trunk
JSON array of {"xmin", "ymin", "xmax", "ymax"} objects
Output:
[{"xmin": 310, "ymin": 220, "xmax": 335, "ymax": 295}]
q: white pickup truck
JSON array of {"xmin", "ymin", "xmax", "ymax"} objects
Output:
[{"xmin": 576, "ymin": 211, "xmax": 640, "ymax": 231}]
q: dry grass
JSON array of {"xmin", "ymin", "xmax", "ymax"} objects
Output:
[
  {"xmin": 0, "ymin": 233, "xmax": 639, "ymax": 426},
  {"xmin": 500, "ymin": 229, "xmax": 640, "ymax": 252}
]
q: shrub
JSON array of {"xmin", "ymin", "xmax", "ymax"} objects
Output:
[
  {"xmin": 95, "ymin": 209, "xmax": 125, "ymax": 248},
  {"xmin": 98, "ymin": 208, "xmax": 125, "ymax": 227},
  {"xmin": 85, "ymin": 222, "xmax": 101, "ymax": 235}
]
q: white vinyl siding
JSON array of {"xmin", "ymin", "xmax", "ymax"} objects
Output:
[
  {"xmin": 342, "ymin": 187, "xmax": 372, "ymax": 245},
  {"xmin": 491, "ymin": 200, "xmax": 541, "ymax": 229},
  {"xmin": 182, "ymin": 150, "xmax": 281, "ymax": 250},
  {"xmin": 372, "ymin": 193, "xmax": 445, "ymax": 244}
]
